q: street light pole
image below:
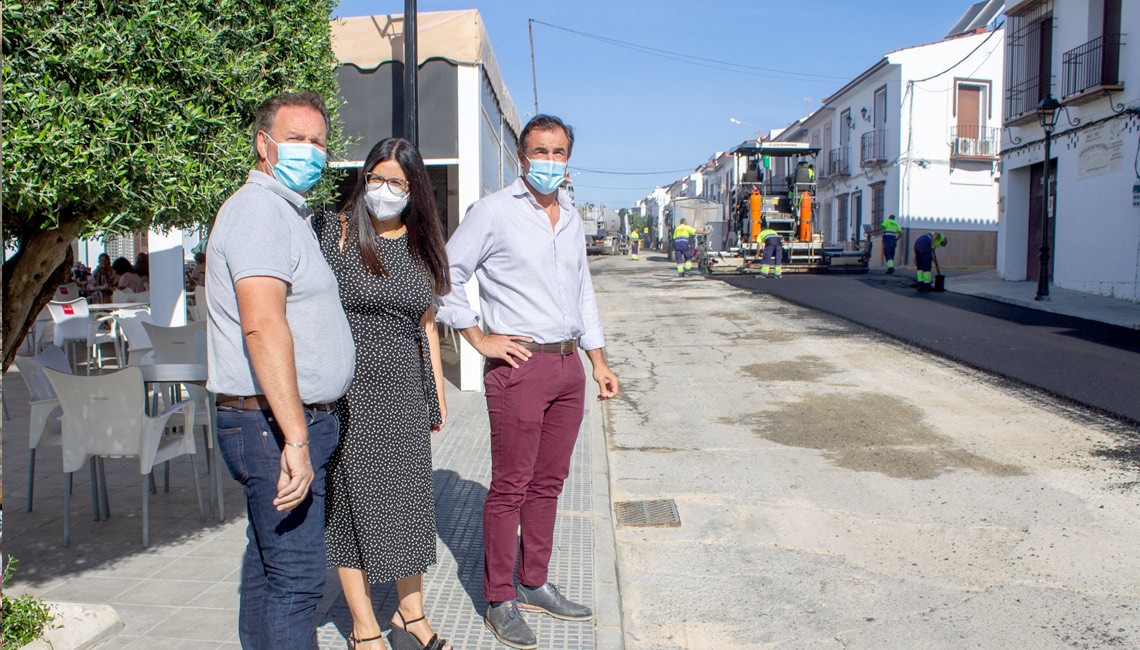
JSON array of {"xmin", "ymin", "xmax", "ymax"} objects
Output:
[{"xmin": 1035, "ymin": 96, "xmax": 1060, "ymax": 301}]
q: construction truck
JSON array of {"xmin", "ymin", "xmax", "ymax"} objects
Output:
[{"xmin": 701, "ymin": 141, "xmax": 868, "ymax": 274}]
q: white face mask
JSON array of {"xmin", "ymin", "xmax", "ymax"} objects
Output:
[{"xmin": 364, "ymin": 183, "xmax": 409, "ymax": 221}]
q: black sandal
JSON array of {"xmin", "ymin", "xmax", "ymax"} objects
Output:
[
  {"xmin": 388, "ymin": 610, "xmax": 448, "ymax": 650},
  {"xmin": 349, "ymin": 632, "xmax": 384, "ymax": 649}
]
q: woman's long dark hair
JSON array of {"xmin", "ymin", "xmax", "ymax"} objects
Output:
[{"xmin": 344, "ymin": 138, "xmax": 450, "ymax": 296}]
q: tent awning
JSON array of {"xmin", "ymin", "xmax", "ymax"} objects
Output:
[{"xmin": 331, "ymin": 9, "xmax": 520, "ymax": 135}]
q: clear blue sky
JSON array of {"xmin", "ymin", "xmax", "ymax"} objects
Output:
[{"xmin": 334, "ymin": 1, "xmax": 974, "ymax": 208}]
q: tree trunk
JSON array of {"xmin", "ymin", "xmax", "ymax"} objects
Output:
[{"xmin": 3, "ymin": 219, "xmax": 83, "ymax": 372}]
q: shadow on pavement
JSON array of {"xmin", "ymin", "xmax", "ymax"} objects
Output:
[{"xmin": 433, "ymin": 468, "xmax": 488, "ymax": 616}]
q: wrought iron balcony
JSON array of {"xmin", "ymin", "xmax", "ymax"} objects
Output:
[
  {"xmin": 1004, "ymin": 75, "xmax": 1050, "ymax": 122},
  {"xmin": 950, "ymin": 125, "xmax": 1000, "ymax": 159},
  {"xmin": 1062, "ymin": 33, "xmax": 1125, "ymax": 100},
  {"xmin": 828, "ymin": 147, "xmax": 850, "ymax": 177},
  {"xmin": 860, "ymin": 130, "xmax": 887, "ymax": 165}
]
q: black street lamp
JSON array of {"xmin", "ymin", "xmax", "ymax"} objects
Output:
[{"xmin": 1035, "ymin": 95, "xmax": 1061, "ymax": 301}]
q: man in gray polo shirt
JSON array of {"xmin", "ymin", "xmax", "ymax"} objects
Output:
[{"xmin": 206, "ymin": 90, "xmax": 354, "ymax": 650}]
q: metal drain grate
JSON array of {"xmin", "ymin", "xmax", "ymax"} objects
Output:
[{"xmin": 614, "ymin": 499, "xmax": 680, "ymax": 527}]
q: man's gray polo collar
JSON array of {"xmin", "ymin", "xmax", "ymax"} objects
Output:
[{"xmin": 247, "ymin": 170, "xmax": 308, "ymax": 212}]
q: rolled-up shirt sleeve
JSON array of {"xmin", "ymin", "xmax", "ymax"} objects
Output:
[
  {"xmin": 437, "ymin": 201, "xmax": 495, "ymax": 330},
  {"xmin": 577, "ymin": 259, "xmax": 605, "ymax": 350}
]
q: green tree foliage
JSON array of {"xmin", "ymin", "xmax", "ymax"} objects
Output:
[{"xmin": 1, "ymin": 0, "xmax": 344, "ymax": 369}]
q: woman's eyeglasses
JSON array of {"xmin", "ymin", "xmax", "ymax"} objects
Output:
[{"xmin": 365, "ymin": 173, "xmax": 410, "ymax": 194}]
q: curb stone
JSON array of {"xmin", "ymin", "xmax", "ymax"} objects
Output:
[{"xmin": 20, "ymin": 601, "xmax": 123, "ymax": 650}]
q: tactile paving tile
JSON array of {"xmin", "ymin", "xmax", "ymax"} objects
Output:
[{"xmin": 317, "ymin": 389, "xmax": 597, "ymax": 649}]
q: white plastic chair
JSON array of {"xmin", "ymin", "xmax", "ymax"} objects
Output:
[
  {"xmin": 54, "ymin": 283, "xmax": 81, "ymax": 301},
  {"xmin": 49, "ymin": 298, "xmax": 122, "ymax": 371},
  {"xmin": 116, "ymin": 311, "xmax": 156, "ymax": 365},
  {"xmin": 30, "ymin": 306, "xmax": 54, "ymax": 353},
  {"xmin": 186, "ymin": 288, "xmax": 206, "ymax": 322},
  {"xmin": 144, "ymin": 322, "xmax": 212, "ymax": 469},
  {"xmin": 45, "ymin": 366, "xmax": 202, "ymax": 547},
  {"xmin": 143, "ymin": 320, "xmax": 207, "ymax": 364},
  {"xmin": 13, "ymin": 346, "xmax": 74, "ymax": 512}
]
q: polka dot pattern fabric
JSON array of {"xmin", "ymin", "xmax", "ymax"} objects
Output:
[{"xmin": 314, "ymin": 211, "xmax": 440, "ymax": 583}]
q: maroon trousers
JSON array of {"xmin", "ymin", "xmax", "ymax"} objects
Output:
[{"xmin": 482, "ymin": 352, "xmax": 586, "ymax": 602}]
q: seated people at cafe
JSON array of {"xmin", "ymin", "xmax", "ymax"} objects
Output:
[
  {"xmin": 112, "ymin": 257, "xmax": 145, "ymax": 293},
  {"xmin": 134, "ymin": 252, "xmax": 150, "ymax": 290}
]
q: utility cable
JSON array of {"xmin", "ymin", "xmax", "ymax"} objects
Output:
[
  {"xmin": 529, "ymin": 19, "xmax": 848, "ymax": 82},
  {"xmin": 573, "ymin": 166, "xmax": 695, "ymax": 175},
  {"xmin": 912, "ymin": 22, "xmax": 1004, "ymax": 84}
]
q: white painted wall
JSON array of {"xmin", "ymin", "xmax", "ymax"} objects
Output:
[
  {"xmin": 999, "ymin": 0, "xmax": 1140, "ymax": 301},
  {"xmin": 805, "ymin": 30, "xmax": 1004, "ymax": 248},
  {"xmin": 147, "ymin": 228, "xmax": 187, "ymax": 327},
  {"xmin": 456, "ymin": 64, "xmax": 484, "ymax": 391}
]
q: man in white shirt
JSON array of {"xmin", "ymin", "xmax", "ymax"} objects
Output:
[{"xmin": 438, "ymin": 114, "xmax": 619, "ymax": 650}]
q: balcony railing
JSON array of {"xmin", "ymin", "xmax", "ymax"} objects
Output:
[
  {"xmin": 950, "ymin": 125, "xmax": 1000, "ymax": 158},
  {"xmin": 1004, "ymin": 75, "xmax": 1050, "ymax": 121},
  {"xmin": 860, "ymin": 130, "xmax": 887, "ymax": 165},
  {"xmin": 1062, "ymin": 33, "xmax": 1125, "ymax": 99},
  {"xmin": 828, "ymin": 147, "xmax": 850, "ymax": 177}
]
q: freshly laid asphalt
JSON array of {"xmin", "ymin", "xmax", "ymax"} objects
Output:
[{"xmin": 715, "ymin": 270, "xmax": 1140, "ymax": 425}]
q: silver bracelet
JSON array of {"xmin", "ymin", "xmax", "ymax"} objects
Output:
[{"xmin": 284, "ymin": 439, "xmax": 311, "ymax": 448}]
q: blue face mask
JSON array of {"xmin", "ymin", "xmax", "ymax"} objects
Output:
[
  {"xmin": 525, "ymin": 159, "xmax": 568, "ymax": 195},
  {"xmin": 265, "ymin": 133, "xmax": 326, "ymax": 194}
]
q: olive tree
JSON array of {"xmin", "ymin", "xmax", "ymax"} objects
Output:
[{"xmin": 2, "ymin": 0, "xmax": 344, "ymax": 370}]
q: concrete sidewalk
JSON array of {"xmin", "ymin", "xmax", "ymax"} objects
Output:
[
  {"xmin": 2, "ymin": 345, "xmax": 621, "ymax": 649},
  {"xmin": 943, "ymin": 268, "xmax": 1140, "ymax": 330}
]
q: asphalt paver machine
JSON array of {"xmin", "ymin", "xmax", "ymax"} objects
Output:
[{"xmin": 703, "ymin": 141, "xmax": 868, "ymax": 274}]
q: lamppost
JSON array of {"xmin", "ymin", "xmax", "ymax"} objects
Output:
[
  {"xmin": 730, "ymin": 118, "xmax": 763, "ymax": 138},
  {"xmin": 1035, "ymin": 95, "xmax": 1060, "ymax": 301}
]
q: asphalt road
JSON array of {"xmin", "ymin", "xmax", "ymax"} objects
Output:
[{"xmin": 715, "ymin": 270, "xmax": 1140, "ymax": 425}]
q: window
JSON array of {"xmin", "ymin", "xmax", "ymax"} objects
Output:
[
  {"xmin": 1062, "ymin": 0, "xmax": 1124, "ymax": 98},
  {"xmin": 953, "ymin": 81, "xmax": 997, "ymax": 157},
  {"xmin": 1004, "ymin": 0, "xmax": 1054, "ymax": 120},
  {"xmin": 870, "ymin": 183, "xmax": 885, "ymax": 229},
  {"xmin": 873, "ymin": 86, "xmax": 887, "ymax": 129}
]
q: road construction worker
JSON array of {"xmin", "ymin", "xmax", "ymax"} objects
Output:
[
  {"xmin": 629, "ymin": 228, "xmax": 640, "ymax": 260},
  {"xmin": 795, "ymin": 161, "xmax": 813, "ymax": 186},
  {"xmin": 671, "ymin": 218, "xmax": 709, "ymax": 276},
  {"xmin": 881, "ymin": 214, "xmax": 902, "ymax": 274},
  {"xmin": 757, "ymin": 227, "xmax": 783, "ymax": 278},
  {"xmin": 913, "ymin": 231, "xmax": 947, "ymax": 291}
]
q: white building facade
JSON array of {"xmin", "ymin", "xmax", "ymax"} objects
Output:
[
  {"xmin": 998, "ymin": 0, "xmax": 1139, "ymax": 301},
  {"xmin": 796, "ymin": 26, "xmax": 1005, "ymax": 268}
]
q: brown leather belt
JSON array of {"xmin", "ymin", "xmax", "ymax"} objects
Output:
[
  {"xmin": 518, "ymin": 340, "xmax": 578, "ymax": 356},
  {"xmin": 215, "ymin": 394, "xmax": 335, "ymax": 412}
]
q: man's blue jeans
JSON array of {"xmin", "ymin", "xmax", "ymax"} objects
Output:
[{"xmin": 216, "ymin": 405, "xmax": 339, "ymax": 650}]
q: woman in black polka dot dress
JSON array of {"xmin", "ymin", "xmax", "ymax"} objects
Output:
[{"xmin": 314, "ymin": 138, "xmax": 452, "ymax": 650}]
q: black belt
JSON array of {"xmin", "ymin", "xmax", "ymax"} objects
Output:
[
  {"xmin": 518, "ymin": 340, "xmax": 578, "ymax": 355},
  {"xmin": 215, "ymin": 394, "xmax": 335, "ymax": 412}
]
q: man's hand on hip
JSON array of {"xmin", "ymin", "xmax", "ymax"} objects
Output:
[
  {"xmin": 274, "ymin": 445, "xmax": 314, "ymax": 511},
  {"xmin": 463, "ymin": 329, "xmax": 533, "ymax": 368}
]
